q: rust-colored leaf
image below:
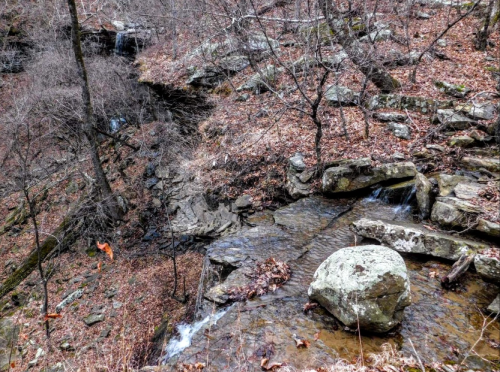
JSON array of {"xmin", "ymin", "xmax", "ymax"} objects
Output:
[
  {"xmin": 97, "ymin": 261, "xmax": 102, "ymax": 273},
  {"xmin": 44, "ymin": 313, "xmax": 62, "ymax": 321},
  {"xmin": 292, "ymin": 334, "xmax": 310, "ymax": 348},
  {"xmin": 303, "ymin": 302, "xmax": 318, "ymax": 313},
  {"xmin": 97, "ymin": 241, "xmax": 114, "ymax": 261}
]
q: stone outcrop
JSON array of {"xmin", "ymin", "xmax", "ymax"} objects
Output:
[
  {"xmin": 368, "ymin": 94, "xmax": 454, "ymax": 114},
  {"xmin": 237, "ymin": 65, "xmax": 283, "ymax": 93},
  {"xmin": 434, "ymin": 81, "xmax": 470, "ymax": 98},
  {"xmin": 433, "ymin": 109, "xmax": 477, "ymax": 130},
  {"xmin": 387, "ymin": 122, "xmax": 411, "ymax": 140},
  {"xmin": 322, "ymin": 159, "xmax": 416, "ymax": 194},
  {"xmin": 308, "ymin": 245, "xmax": 411, "ymax": 333},
  {"xmin": 352, "ymin": 218, "xmax": 489, "ymax": 260},
  {"xmin": 324, "ymin": 86, "xmax": 360, "ymax": 106}
]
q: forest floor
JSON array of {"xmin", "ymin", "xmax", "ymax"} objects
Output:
[{"xmin": 0, "ymin": 2, "xmax": 499, "ymax": 372}]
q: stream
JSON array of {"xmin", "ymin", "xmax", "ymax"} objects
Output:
[{"xmin": 165, "ymin": 196, "xmax": 499, "ymax": 371}]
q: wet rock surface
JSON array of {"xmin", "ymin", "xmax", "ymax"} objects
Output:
[
  {"xmin": 167, "ymin": 198, "xmax": 500, "ymax": 371},
  {"xmin": 322, "ymin": 160, "xmax": 416, "ymax": 194}
]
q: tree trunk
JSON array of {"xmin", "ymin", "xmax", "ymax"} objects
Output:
[
  {"xmin": 318, "ymin": 0, "xmax": 401, "ymax": 92},
  {"xmin": 475, "ymin": 0, "xmax": 495, "ymax": 50},
  {"xmin": 67, "ymin": 0, "xmax": 122, "ymax": 222}
]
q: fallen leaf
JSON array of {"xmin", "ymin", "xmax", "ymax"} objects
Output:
[
  {"xmin": 97, "ymin": 241, "xmax": 114, "ymax": 261},
  {"xmin": 292, "ymin": 334, "xmax": 310, "ymax": 348},
  {"xmin": 10, "ymin": 362, "xmax": 15, "ymax": 368},
  {"xmin": 97, "ymin": 261, "xmax": 102, "ymax": 273},
  {"xmin": 44, "ymin": 313, "xmax": 62, "ymax": 321},
  {"xmin": 303, "ymin": 302, "xmax": 319, "ymax": 313},
  {"xmin": 314, "ymin": 331, "xmax": 321, "ymax": 341},
  {"xmin": 429, "ymin": 270, "xmax": 438, "ymax": 279}
]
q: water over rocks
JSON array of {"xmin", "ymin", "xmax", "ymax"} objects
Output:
[{"xmin": 164, "ymin": 197, "xmax": 499, "ymax": 371}]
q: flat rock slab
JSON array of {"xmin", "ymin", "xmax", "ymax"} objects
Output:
[
  {"xmin": 352, "ymin": 218, "xmax": 489, "ymax": 260},
  {"xmin": 322, "ymin": 161, "xmax": 416, "ymax": 194},
  {"xmin": 83, "ymin": 314, "xmax": 105, "ymax": 326}
]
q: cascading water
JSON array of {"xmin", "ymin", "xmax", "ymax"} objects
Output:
[
  {"xmin": 365, "ymin": 184, "xmax": 416, "ymax": 216},
  {"xmin": 162, "ymin": 306, "xmax": 230, "ymax": 363},
  {"xmin": 114, "ymin": 32, "xmax": 126, "ymax": 55}
]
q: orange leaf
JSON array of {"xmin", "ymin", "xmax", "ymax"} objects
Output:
[
  {"xmin": 10, "ymin": 362, "xmax": 15, "ymax": 368},
  {"xmin": 97, "ymin": 261, "xmax": 102, "ymax": 273},
  {"xmin": 97, "ymin": 241, "xmax": 114, "ymax": 261},
  {"xmin": 44, "ymin": 313, "xmax": 62, "ymax": 321}
]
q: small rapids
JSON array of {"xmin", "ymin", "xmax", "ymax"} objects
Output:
[
  {"xmin": 163, "ymin": 195, "xmax": 499, "ymax": 371},
  {"xmin": 163, "ymin": 306, "xmax": 230, "ymax": 363}
]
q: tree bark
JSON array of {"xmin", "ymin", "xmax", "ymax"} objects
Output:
[
  {"xmin": 67, "ymin": 0, "xmax": 122, "ymax": 222},
  {"xmin": 318, "ymin": 0, "xmax": 401, "ymax": 92}
]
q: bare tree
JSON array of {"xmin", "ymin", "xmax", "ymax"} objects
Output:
[{"xmin": 66, "ymin": 0, "xmax": 123, "ymax": 222}]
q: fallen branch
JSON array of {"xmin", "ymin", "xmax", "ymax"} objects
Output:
[{"xmin": 441, "ymin": 253, "xmax": 476, "ymax": 288}]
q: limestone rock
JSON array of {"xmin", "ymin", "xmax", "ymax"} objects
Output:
[
  {"xmin": 360, "ymin": 29, "xmax": 393, "ymax": 43},
  {"xmin": 308, "ymin": 245, "xmax": 411, "ymax": 333},
  {"xmin": 434, "ymin": 109, "xmax": 477, "ymax": 131},
  {"xmin": 387, "ymin": 122, "xmax": 411, "ymax": 140},
  {"xmin": 322, "ymin": 160, "xmax": 416, "ymax": 194},
  {"xmin": 415, "ymin": 172, "xmax": 433, "ymax": 219},
  {"xmin": 286, "ymin": 153, "xmax": 312, "ymax": 199},
  {"xmin": 476, "ymin": 219, "xmax": 500, "ymax": 237},
  {"xmin": 434, "ymin": 81, "xmax": 471, "ymax": 98},
  {"xmin": 369, "ymin": 94, "xmax": 454, "ymax": 114},
  {"xmin": 56, "ymin": 289, "xmax": 84, "ymax": 313},
  {"xmin": 453, "ymin": 182, "xmax": 486, "ymax": 200},
  {"xmin": 461, "ymin": 157, "xmax": 500, "ymax": 172},
  {"xmin": 456, "ymin": 102, "xmax": 496, "ymax": 120},
  {"xmin": 324, "ymin": 86, "xmax": 360, "ymax": 106},
  {"xmin": 237, "ymin": 65, "xmax": 282, "ymax": 93},
  {"xmin": 433, "ymin": 173, "xmax": 475, "ymax": 197},
  {"xmin": 374, "ymin": 112, "xmax": 407, "ymax": 122},
  {"xmin": 84, "ymin": 314, "xmax": 105, "ymax": 326},
  {"xmin": 487, "ymin": 294, "xmax": 500, "ymax": 314},
  {"xmin": 448, "ymin": 135, "xmax": 475, "ymax": 148},
  {"xmin": 474, "ymin": 251, "xmax": 500, "ymax": 284},
  {"xmin": 352, "ymin": 218, "xmax": 488, "ymax": 260},
  {"xmin": 233, "ymin": 194, "xmax": 252, "ymax": 212},
  {"xmin": 430, "ymin": 196, "xmax": 481, "ymax": 229}
]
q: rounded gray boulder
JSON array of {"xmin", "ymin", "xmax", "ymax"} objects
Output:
[{"xmin": 308, "ymin": 245, "xmax": 411, "ymax": 333}]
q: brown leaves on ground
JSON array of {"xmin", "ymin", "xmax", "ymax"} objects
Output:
[
  {"xmin": 480, "ymin": 248, "xmax": 500, "ymax": 260},
  {"xmin": 178, "ymin": 362, "xmax": 205, "ymax": 371},
  {"xmin": 227, "ymin": 257, "xmax": 291, "ymax": 301},
  {"xmin": 96, "ymin": 241, "xmax": 114, "ymax": 261}
]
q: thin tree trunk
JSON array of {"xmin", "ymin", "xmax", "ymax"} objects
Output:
[
  {"xmin": 66, "ymin": 0, "xmax": 122, "ymax": 222},
  {"xmin": 318, "ymin": 0, "xmax": 400, "ymax": 92},
  {"xmin": 24, "ymin": 190, "xmax": 50, "ymax": 339},
  {"xmin": 475, "ymin": 0, "xmax": 495, "ymax": 50}
]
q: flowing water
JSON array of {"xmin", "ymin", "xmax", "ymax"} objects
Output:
[{"xmin": 165, "ymin": 197, "xmax": 499, "ymax": 371}]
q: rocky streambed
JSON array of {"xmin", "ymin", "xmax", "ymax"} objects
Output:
[{"xmin": 161, "ymin": 196, "xmax": 499, "ymax": 371}]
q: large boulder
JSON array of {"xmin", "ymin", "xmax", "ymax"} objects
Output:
[
  {"xmin": 308, "ymin": 245, "xmax": 411, "ymax": 333},
  {"xmin": 322, "ymin": 160, "xmax": 416, "ymax": 194},
  {"xmin": 352, "ymin": 218, "xmax": 489, "ymax": 260},
  {"xmin": 461, "ymin": 157, "xmax": 500, "ymax": 173},
  {"xmin": 432, "ymin": 173, "xmax": 475, "ymax": 197},
  {"xmin": 368, "ymin": 94, "xmax": 454, "ymax": 114}
]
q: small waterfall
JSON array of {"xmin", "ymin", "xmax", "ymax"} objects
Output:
[
  {"xmin": 365, "ymin": 184, "xmax": 416, "ymax": 216},
  {"xmin": 162, "ymin": 306, "xmax": 230, "ymax": 363},
  {"xmin": 114, "ymin": 32, "xmax": 126, "ymax": 55},
  {"xmin": 109, "ymin": 117, "xmax": 126, "ymax": 133}
]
